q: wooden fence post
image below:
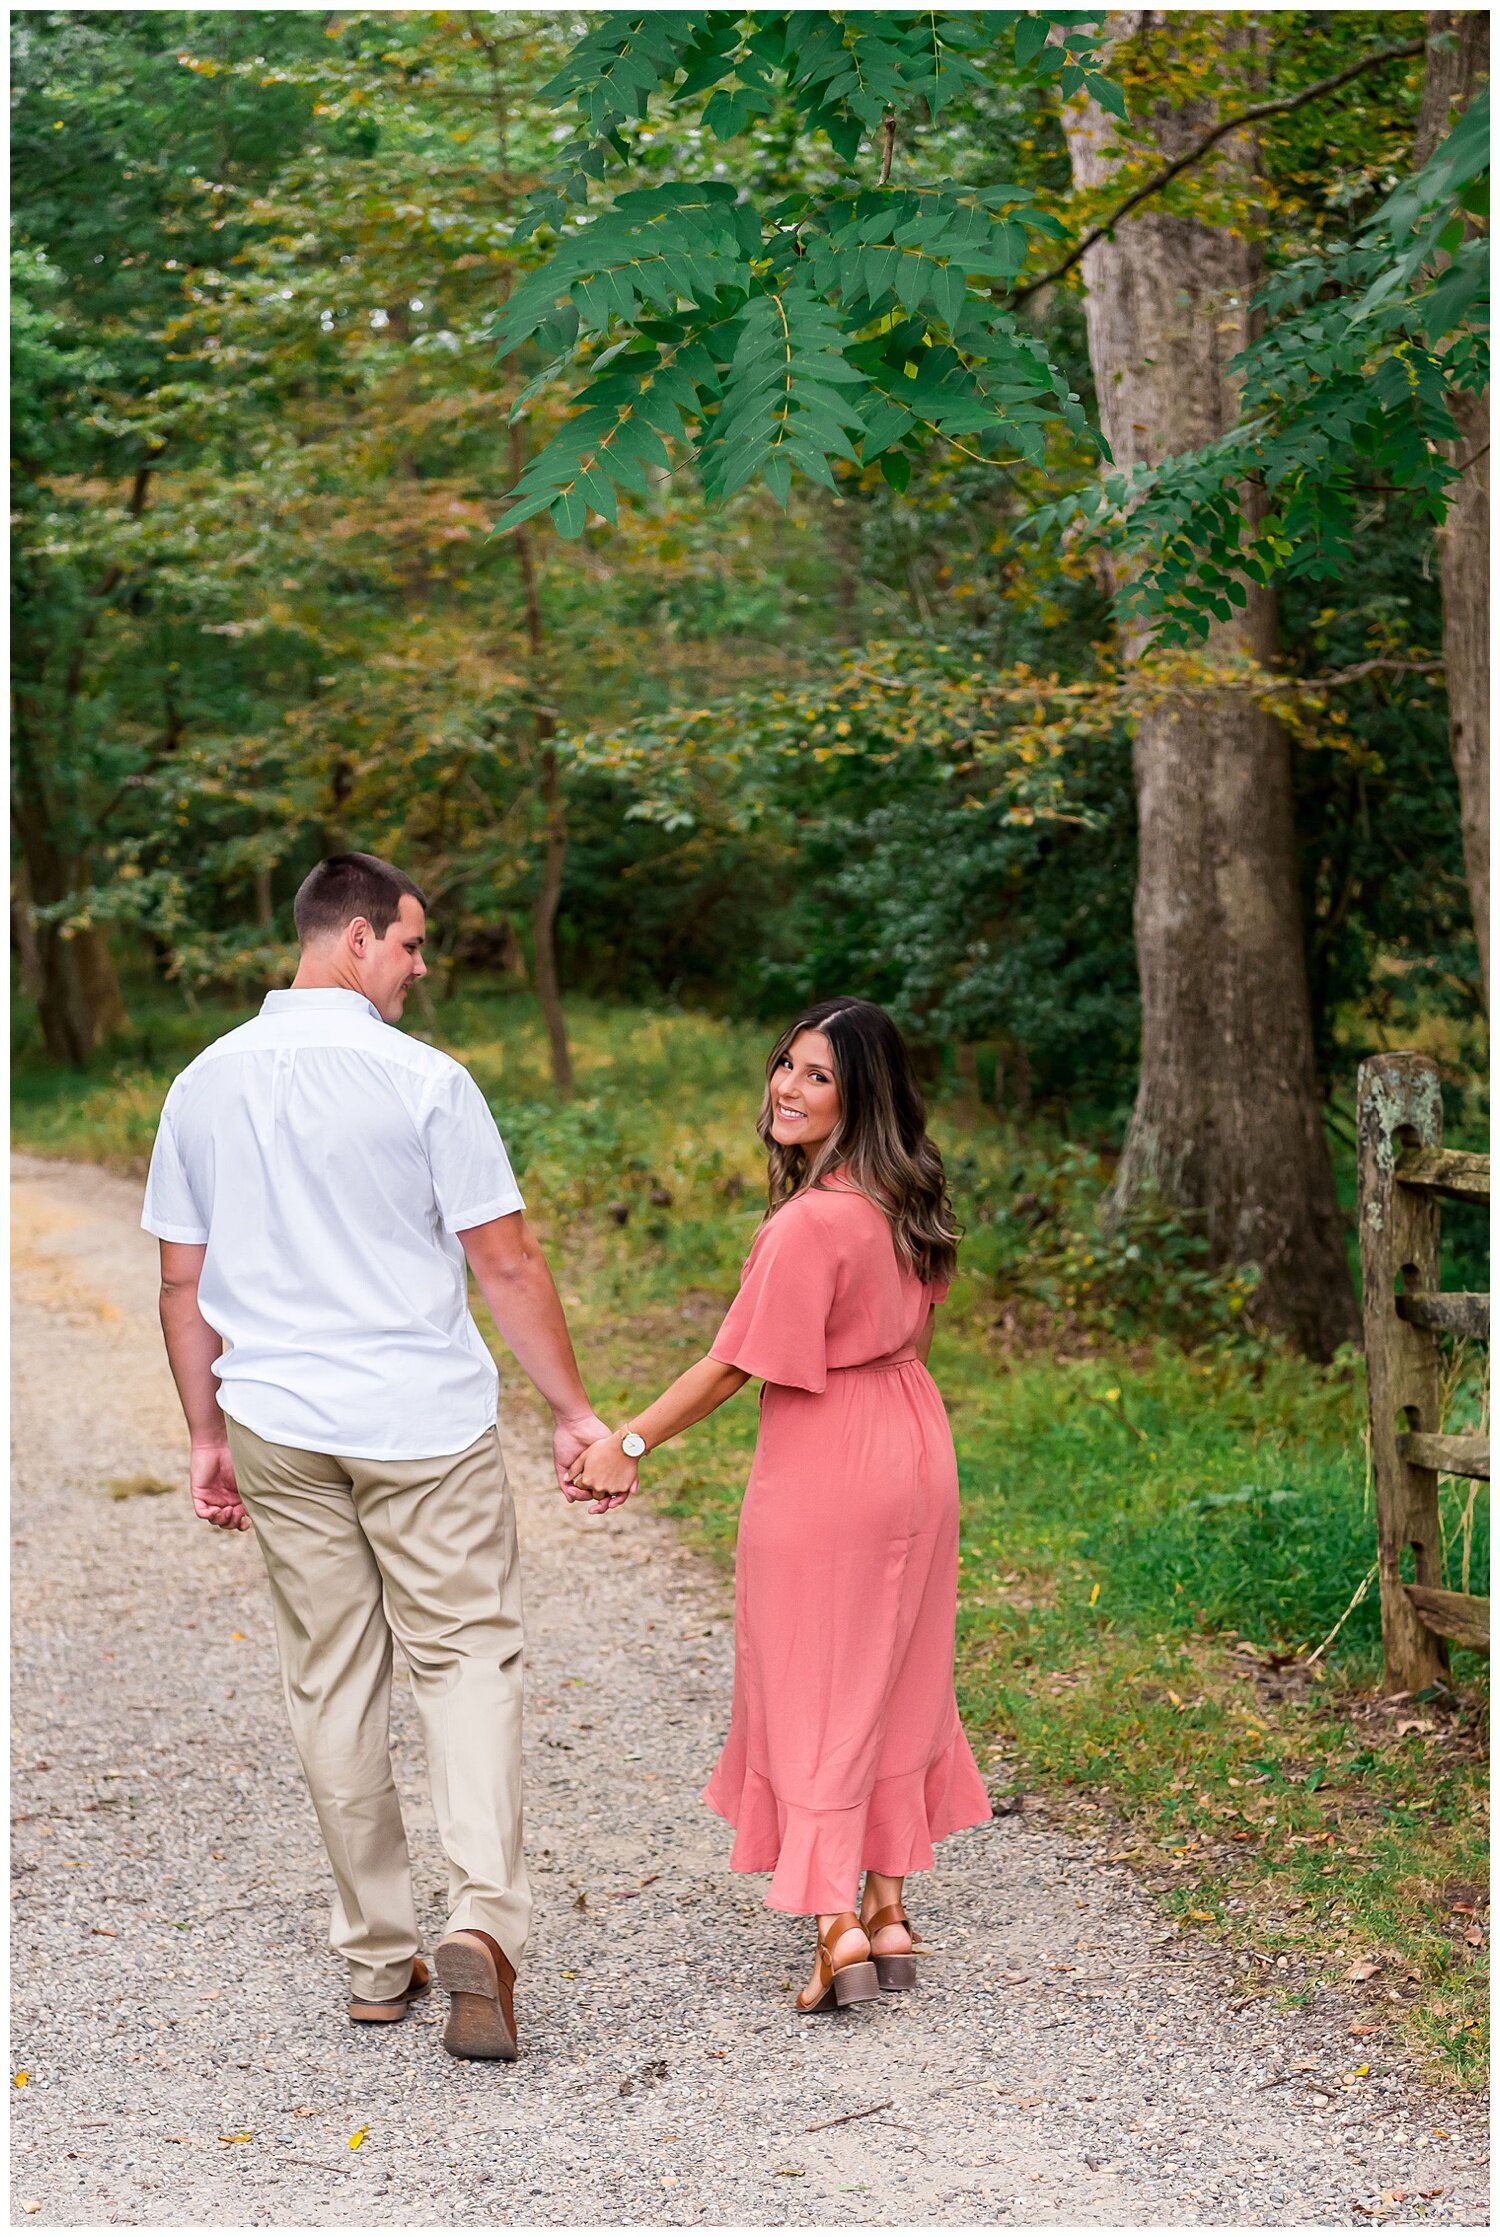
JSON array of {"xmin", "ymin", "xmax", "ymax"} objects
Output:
[{"xmin": 1356, "ymin": 1053, "xmax": 1451, "ymax": 1692}]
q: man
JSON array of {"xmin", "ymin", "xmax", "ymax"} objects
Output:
[{"xmin": 142, "ymin": 852, "xmax": 632, "ymax": 2061}]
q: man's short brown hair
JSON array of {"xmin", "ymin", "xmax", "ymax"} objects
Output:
[{"xmin": 292, "ymin": 853, "xmax": 427, "ymax": 945}]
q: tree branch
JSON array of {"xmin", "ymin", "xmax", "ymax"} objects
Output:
[
  {"xmin": 1011, "ymin": 40, "xmax": 1426, "ymax": 308},
  {"xmin": 1301, "ymin": 656, "xmax": 1445, "ymax": 688}
]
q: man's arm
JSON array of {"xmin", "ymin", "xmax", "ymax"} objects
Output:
[
  {"xmin": 157, "ymin": 1241, "xmax": 249, "ymax": 1531},
  {"xmin": 458, "ymin": 1213, "xmax": 620, "ymax": 1506}
]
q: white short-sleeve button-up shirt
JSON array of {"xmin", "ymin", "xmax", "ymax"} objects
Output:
[{"xmin": 141, "ymin": 988, "xmax": 525, "ymax": 1460}]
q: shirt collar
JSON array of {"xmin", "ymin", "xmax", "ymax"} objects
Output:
[{"xmin": 261, "ymin": 988, "xmax": 383, "ymax": 1023}]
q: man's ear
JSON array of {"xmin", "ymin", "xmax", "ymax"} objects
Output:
[{"xmin": 345, "ymin": 914, "xmax": 373, "ymax": 958}]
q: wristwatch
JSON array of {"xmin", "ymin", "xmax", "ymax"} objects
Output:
[{"xmin": 620, "ymin": 1430, "xmax": 647, "ymax": 1460}]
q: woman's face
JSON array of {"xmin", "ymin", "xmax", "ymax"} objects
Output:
[{"xmin": 769, "ymin": 1029, "xmax": 841, "ymax": 1151}]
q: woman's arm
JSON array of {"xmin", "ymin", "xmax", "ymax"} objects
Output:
[
  {"xmin": 916, "ymin": 1303, "xmax": 937, "ymax": 1366},
  {"xmin": 565, "ymin": 1353, "xmax": 750, "ymax": 1508}
]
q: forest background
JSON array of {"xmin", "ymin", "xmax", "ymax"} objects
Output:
[{"xmin": 10, "ymin": 7, "xmax": 1490, "ymax": 2077}]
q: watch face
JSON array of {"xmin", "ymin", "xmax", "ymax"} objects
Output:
[{"xmin": 622, "ymin": 1432, "xmax": 646, "ymax": 1458}]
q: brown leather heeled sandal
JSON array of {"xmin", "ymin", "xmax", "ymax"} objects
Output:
[
  {"xmin": 795, "ymin": 1913, "xmax": 880, "ymax": 2014},
  {"xmin": 863, "ymin": 1903, "xmax": 920, "ymax": 1992}
]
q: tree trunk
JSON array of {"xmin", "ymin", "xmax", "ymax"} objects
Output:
[
  {"xmin": 75, "ymin": 919, "xmax": 126, "ymax": 1042},
  {"xmin": 12, "ymin": 856, "xmax": 45, "ymax": 1003},
  {"xmin": 1415, "ymin": 11, "xmax": 1489, "ymax": 1006},
  {"xmin": 1063, "ymin": 14, "xmax": 1357, "ymax": 1358},
  {"xmin": 508, "ymin": 432, "xmax": 574, "ymax": 1094},
  {"xmin": 531, "ymin": 739, "xmax": 574, "ymax": 1095},
  {"xmin": 11, "ymin": 800, "xmax": 117, "ymax": 1066}
]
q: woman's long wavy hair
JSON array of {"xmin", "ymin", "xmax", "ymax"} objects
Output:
[{"xmin": 757, "ymin": 997, "xmax": 961, "ymax": 1284}]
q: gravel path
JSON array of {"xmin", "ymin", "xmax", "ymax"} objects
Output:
[{"xmin": 10, "ymin": 1152, "xmax": 1489, "ymax": 2227}]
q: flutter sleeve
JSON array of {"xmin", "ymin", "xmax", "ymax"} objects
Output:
[{"xmin": 709, "ymin": 1199, "xmax": 838, "ymax": 1393}]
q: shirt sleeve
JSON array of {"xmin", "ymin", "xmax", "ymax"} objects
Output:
[
  {"xmin": 709, "ymin": 1200, "xmax": 839, "ymax": 1393},
  {"xmin": 421, "ymin": 1065, "xmax": 526, "ymax": 1233},
  {"xmin": 140, "ymin": 1097, "xmax": 210, "ymax": 1245},
  {"xmin": 927, "ymin": 1278, "xmax": 950, "ymax": 1307}
]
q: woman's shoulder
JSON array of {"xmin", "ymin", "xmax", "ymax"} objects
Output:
[
  {"xmin": 779, "ymin": 1182, "xmax": 899, "ymax": 1259},
  {"xmin": 754, "ymin": 1182, "xmax": 870, "ymax": 1251},
  {"xmin": 775, "ymin": 1179, "xmax": 883, "ymax": 1224}
]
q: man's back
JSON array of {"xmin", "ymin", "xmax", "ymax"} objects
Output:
[{"xmin": 142, "ymin": 988, "xmax": 524, "ymax": 1459}]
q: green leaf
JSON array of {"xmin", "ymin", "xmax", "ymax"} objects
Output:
[
  {"xmin": 1087, "ymin": 72, "xmax": 1128, "ymax": 121},
  {"xmin": 549, "ymin": 488, "xmax": 588, "ymax": 538},
  {"xmin": 763, "ymin": 453, "xmax": 792, "ymax": 509},
  {"xmin": 1014, "ymin": 17, "xmax": 1050, "ymax": 69}
]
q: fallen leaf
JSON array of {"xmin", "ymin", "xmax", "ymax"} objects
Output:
[
  {"xmin": 1348, "ymin": 2023, "xmax": 1382, "ymax": 2037},
  {"xmin": 90, "ymin": 1927, "xmax": 117, "ymax": 1939},
  {"xmin": 1344, "ymin": 1959, "xmax": 1381, "ymax": 1982},
  {"xmin": 348, "ymin": 2127, "xmax": 367, "ymax": 2151},
  {"xmin": 13, "ymin": 2072, "xmax": 29, "ymax": 2088},
  {"xmin": 1431, "ymin": 2129, "xmax": 1450, "ymax": 2141},
  {"xmin": 21, "ymin": 2204, "xmax": 40, "ymax": 2215},
  {"xmin": 219, "ymin": 2133, "xmax": 252, "ymax": 2145},
  {"xmin": 231, "ymin": 1631, "xmax": 246, "ymax": 1642},
  {"xmin": 1187, "ymin": 1910, "xmax": 1216, "ymax": 1924},
  {"xmin": 775, "ymin": 2167, "xmax": 806, "ymax": 2178}
]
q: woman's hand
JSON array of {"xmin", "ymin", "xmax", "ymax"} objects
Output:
[{"xmin": 566, "ymin": 1432, "xmax": 637, "ymax": 1513}]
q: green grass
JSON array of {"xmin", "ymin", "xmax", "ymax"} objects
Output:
[{"xmin": 13, "ymin": 975, "xmax": 1489, "ymax": 2081}]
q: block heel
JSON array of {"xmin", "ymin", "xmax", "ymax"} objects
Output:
[
  {"xmin": 864, "ymin": 1901, "xmax": 921, "ymax": 1992},
  {"xmin": 795, "ymin": 1913, "xmax": 880, "ymax": 2014}
]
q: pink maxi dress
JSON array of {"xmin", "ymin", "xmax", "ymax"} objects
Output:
[{"xmin": 702, "ymin": 1178, "xmax": 993, "ymax": 1913}]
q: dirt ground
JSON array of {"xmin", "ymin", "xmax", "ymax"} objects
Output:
[{"xmin": 10, "ymin": 1152, "xmax": 1490, "ymax": 2226}]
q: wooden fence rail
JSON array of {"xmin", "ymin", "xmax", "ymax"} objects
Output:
[{"xmin": 1356, "ymin": 1052, "xmax": 1489, "ymax": 1691}]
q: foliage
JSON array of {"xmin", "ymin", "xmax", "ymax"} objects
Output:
[
  {"xmin": 12, "ymin": 9, "xmax": 1481, "ymax": 1093},
  {"xmin": 9, "ymin": 12, "xmax": 855, "ymax": 1003},
  {"xmin": 495, "ymin": 12, "xmax": 1117, "ymax": 533},
  {"xmin": 1037, "ymin": 89, "xmax": 1490, "ymax": 641}
]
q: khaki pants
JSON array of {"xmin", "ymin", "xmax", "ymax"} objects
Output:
[{"xmin": 225, "ymin": 1419, "xmax": 530, "ymax": 2002}]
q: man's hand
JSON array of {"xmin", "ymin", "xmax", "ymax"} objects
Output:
[
  {"xmin": 552, "ymin": 1413, "xmax": 621, "ymax": 1505},
  {"xmin": 565, "ymin": 1431, "xmax": 638, "ymax": 1512},
  {"xmin": 191, "ymin": 1439, "xmax": 250, "ymax": 1532}
]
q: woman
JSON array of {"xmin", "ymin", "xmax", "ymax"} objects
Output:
[{"xmin": 567, "ymin": 998, "xmax": 992, "ymax": 2013}]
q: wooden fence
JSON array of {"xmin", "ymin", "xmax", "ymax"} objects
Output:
[{"xmin": 1356, "ymin": 1052, "xmax": 1489, "ymax": 1691}]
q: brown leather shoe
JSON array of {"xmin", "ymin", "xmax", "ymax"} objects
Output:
[
  {"xmin": 434, "ymin": 1929, "xmax": 518, "ymax": 2061},
  {"xmin": 348, "ymin": 1956, "xmax": 430, "ymax": 2025}
]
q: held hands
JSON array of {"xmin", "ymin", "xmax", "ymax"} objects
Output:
[
  {"xmin": 190, "ymin": 1439, "xmax": 250, "ymax": 1532},
  {"xmin": 553, "ymin": 1413, "xmax": 634, "ymax": 1514},
  {"xmin": 565, "ymin": 1431, "xmax": 638, "ymax": 1514}
]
